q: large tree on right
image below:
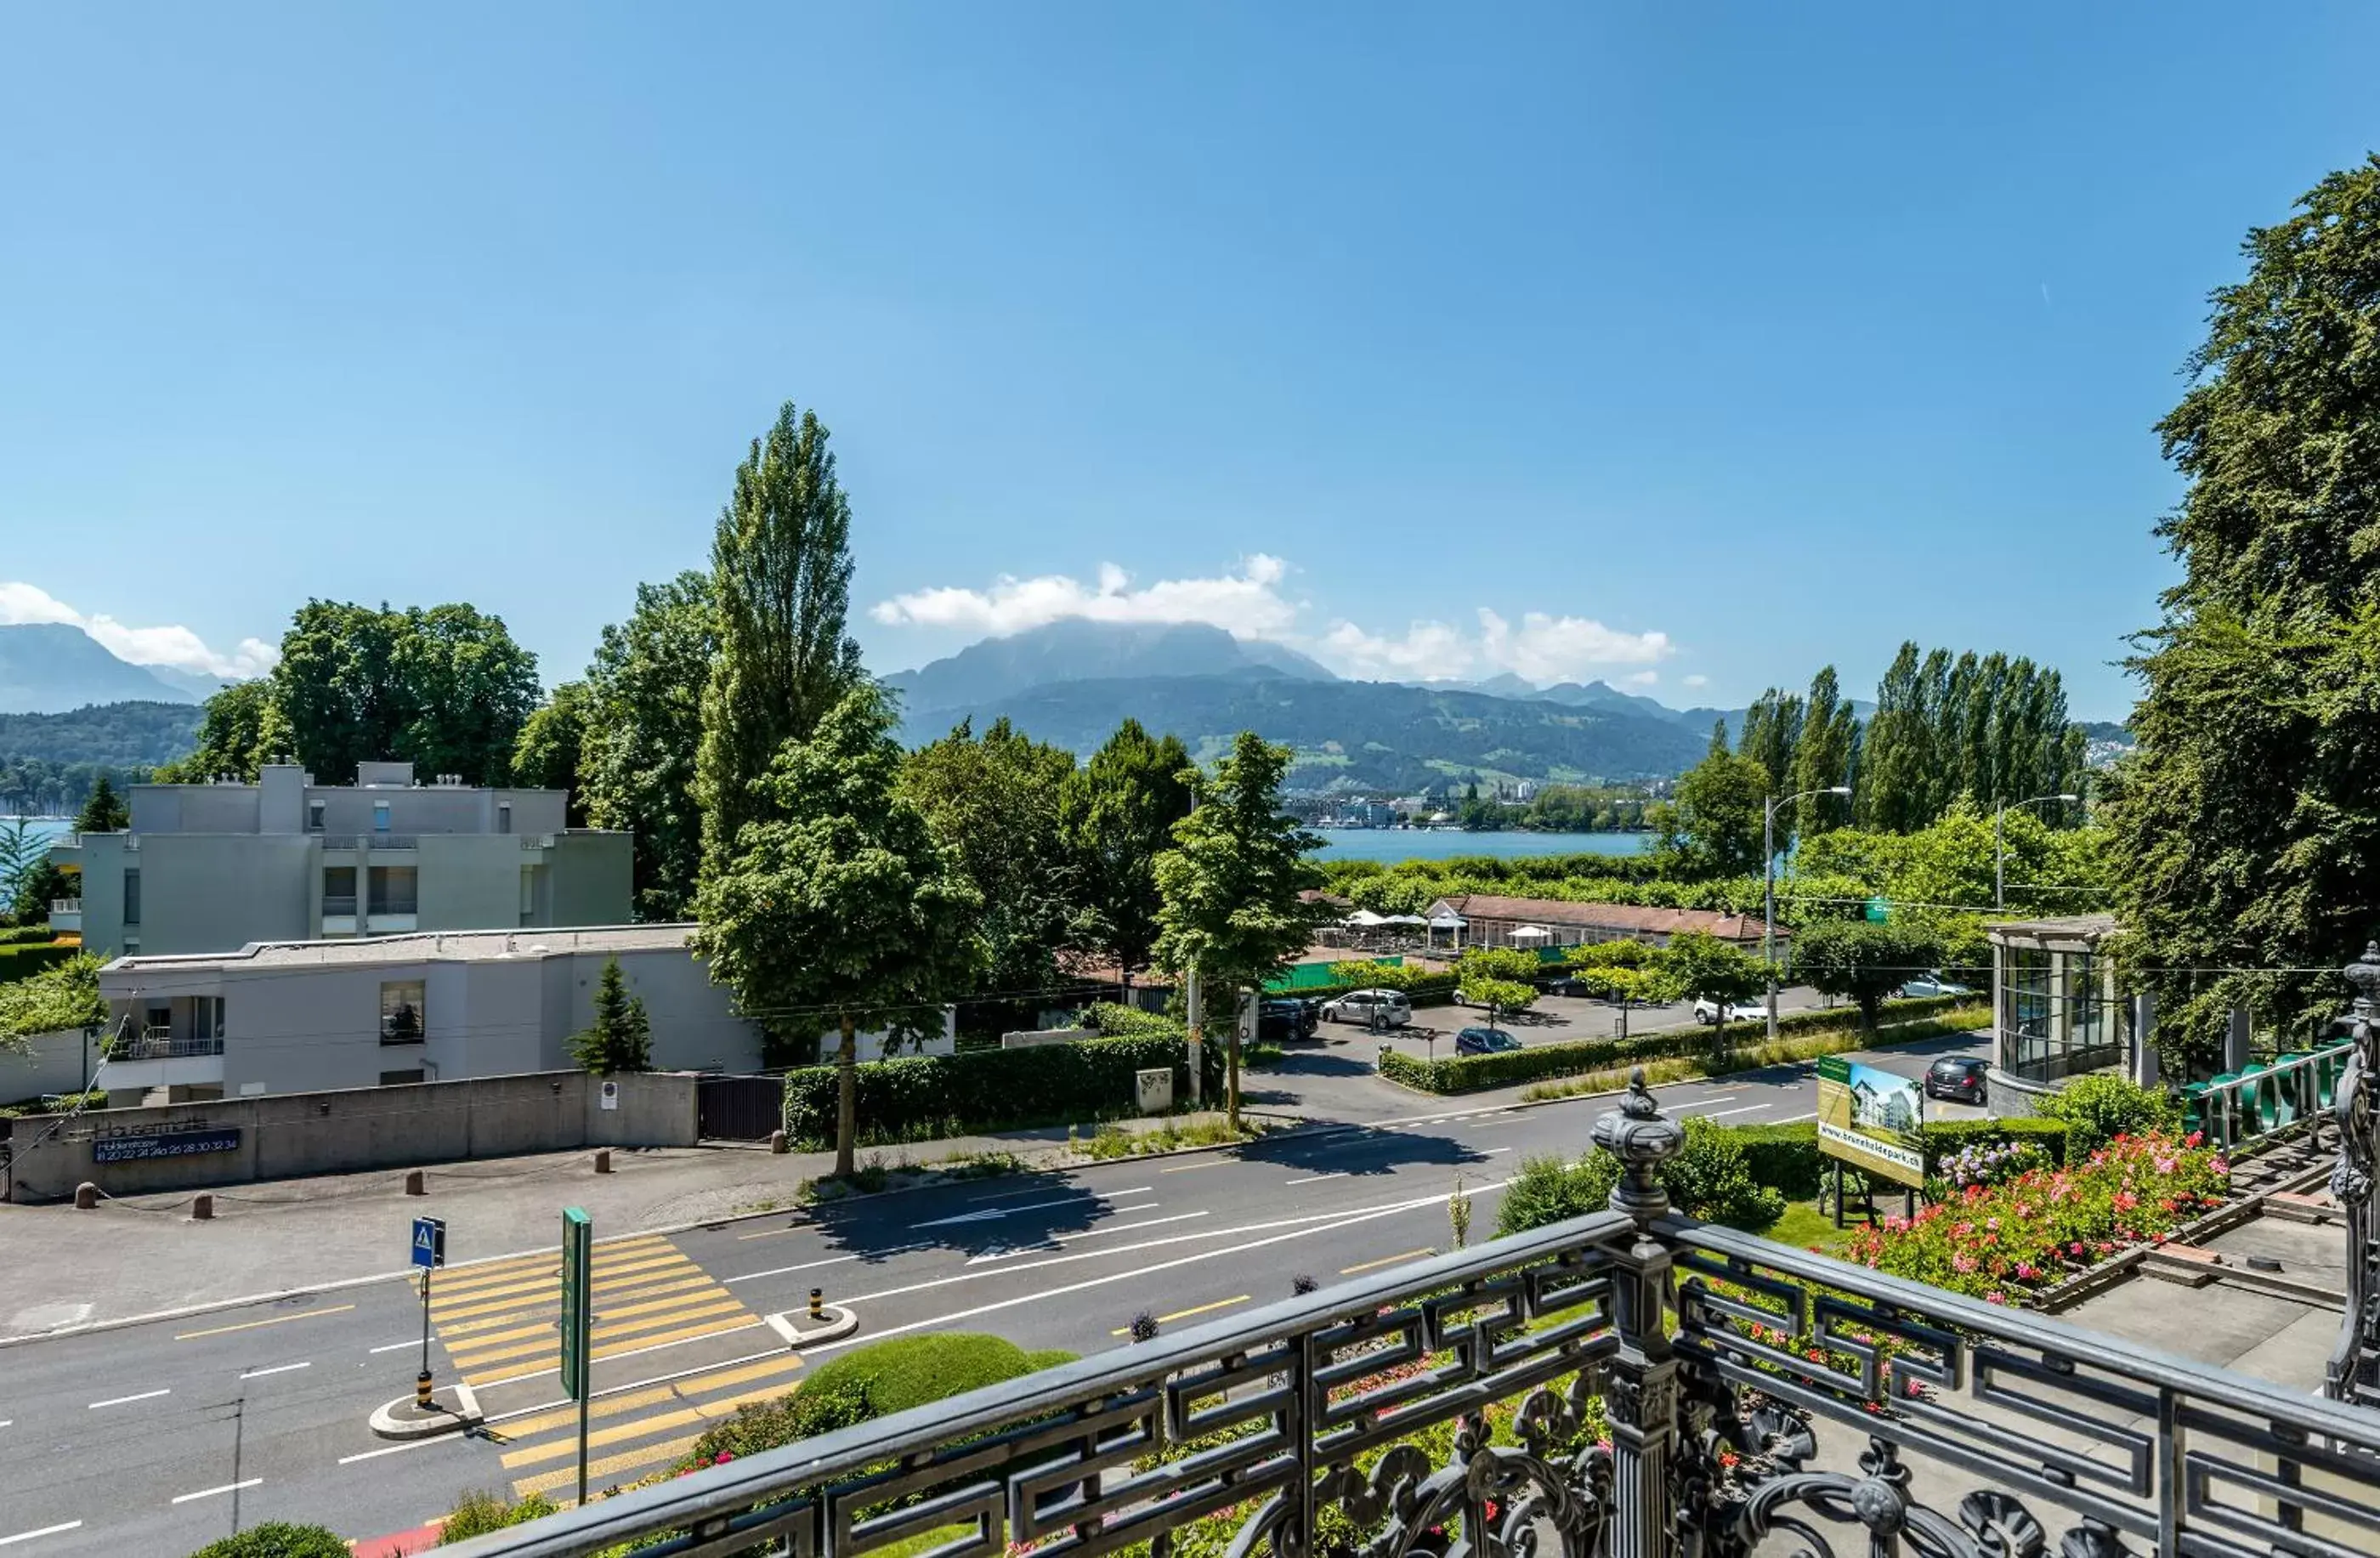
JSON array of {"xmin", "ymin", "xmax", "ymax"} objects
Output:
[{"xmin": 2108, "ymin": 157, "xmax": 2380, "ymax": 1069}]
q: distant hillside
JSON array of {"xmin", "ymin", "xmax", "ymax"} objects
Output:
[
  {"xmin": 0, "ymin": 623, "xmax": 201, "ymax": 712},
  {"xmin": 899, "ymin": 674, "xmax": 1707, "ymax": 791},
  {"xmin": 0, "ymin": 700, "xmax": 205, "ymax": 768},
  {"xmin": 886, "ymin": 620, "xmax": 1333, "ymax": 711}
]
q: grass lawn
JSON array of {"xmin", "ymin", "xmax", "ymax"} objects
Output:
[{"xmin": 1757, "ymin": 1199, "xmax": 1864, "ymax": 1254}]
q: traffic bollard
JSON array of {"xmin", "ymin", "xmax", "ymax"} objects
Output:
[
  {"xmin": 405, "ymin": 1169, "xmax": 425, "ymax": 1196},
  {"xmin": 809, "ymin": 1287, "xmax": 824, "ymax": 1321},
  {"xmin": 74, "ymin": 1181, "xmax": 98, "ymax": 1210},
  {"xmin": 193, "ymin": 1193, "xmax": 213, "ymax": 1221},
  {"xmin": 769, "ymin": 1130, "xmax": 788, "ymax": 1155},
  {"xmin": 594, "ymin": 1149, "xmax": 612, "ymax": 1174}
]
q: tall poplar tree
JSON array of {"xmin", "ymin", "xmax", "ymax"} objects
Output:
[
  {"xmin": 1789, "ymin": 666, "xmax": 1857, "ymax": 833},
  {"xmin": 695, "ymin": 402, "xmax": 864, "ymax": 879}
]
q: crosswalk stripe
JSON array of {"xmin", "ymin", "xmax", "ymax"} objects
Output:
[
  {"xmin": 441, "ymin": 1281, "xmax": 733, "ymax": 1351},
  {"xmin": 450, "ymin": 1298, "xmax": 747, "ymax": 1368},
  {"xmin": 436, "ymin": 1272, "xmax": 717, "ymax": 1335},
  {"xmin": 490, "ymin": 1354, "xmax": 807, "ymax": 1441},
  {"xmin": 430, "ymin": 1252, "xmax": 692, "ymax": 1314},
  {"xmin": 426, "ymin": 1238, "xmax": 672, "ymax": 1295},
  {"xmin": 430, "ymin": 1258, "xmax": 697, "ymax": 1323},
  {"xmin": 512, "ymin": 1431, "xmax": 702, "ymax": 1499},
  {"xmin": 499, "ymin": 1377, "xmax": 802, "ymax": 1469},
  {"xmin": 466, "ymin": 1313, "xmax": 762, "ymax": 1385}
]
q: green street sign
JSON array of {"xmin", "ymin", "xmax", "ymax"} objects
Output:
[
  {"xmin": 1863, "ymin": 897, "xmax": 1890, "ymax": 923},
  {"xmin": 559, "ymin": 1207, "xmax": 592, "ymax": 1402}
]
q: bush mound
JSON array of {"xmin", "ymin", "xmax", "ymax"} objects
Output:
[
  {"xmin": 439, "ymin": 1490, "xmax": 558, "ymax": 1544},
  {"xmin": 186, "ymin": 1526, "xmax": 350, "ymax": 1558},
  {"xmin": 1494, "ymin": 1117, "xmax": 1784, "ymax": 1237},
  {"xmin": 2039, "ymin": 1074, "xmax": 2180, "ymax": 1156},
  {"xmin": 779, "ymin": 1036, "xmax": 1223, "ymax": 1148}
]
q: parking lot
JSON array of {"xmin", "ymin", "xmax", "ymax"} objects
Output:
[{"xmin": 1322, "ymin": 985, "xmax": 1838, "ymax": 1059}]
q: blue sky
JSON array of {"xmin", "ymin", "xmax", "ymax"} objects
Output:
[{"xmin": 3, "ymin": 3, "xmax": 2374, "ymax": 721}]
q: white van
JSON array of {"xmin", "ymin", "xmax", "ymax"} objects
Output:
[{"xmin": 1322, "ymin": 988, "xmax": 1414, "ymax": 1028}]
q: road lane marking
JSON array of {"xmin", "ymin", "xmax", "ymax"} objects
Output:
[
  {"xmin": 1159, "ymin": 1159, "xmax": 1228, "ymax": 1173},
  {"xmin": 464, "ymin": 1318, "xmax": 766, "ymax": 1386},
  {"xmin": 965, "ymin": 1211, "xmax": 1211, "ymax": 1262},
  {"xmin": 424, "ymin": 1236, "xmax": 670, "ymax": 1294},
  {"xmin": 1771, "ymin": 1110, "xmax": 1816, "ymax": 1123},
  {"xmin": 491, "ymin": 1354, "xmax": 808, "ymax": 1441},
  {"xmin": 452, "ymin": 1298, "xmax": 747, "ymax": 1369},
  {"xmin": 1692, "ymin": 1104, "xmax": 1771, "ymax": 1119},
  {"xmin": 371, "ymin": 1339, "xmax": 428, "ymax": 1353},
  {"xmin": 1284, "ymin": 1172, "xmax": 1348, "ymax": 1186},
  {"xmin": 88, "ymin": 1389, "xmax": 170, "ymax": 1408},
  {"xmin": 436, "ymin": 1273, "xmax": 717, "ymax": 1334},
  {"xmin": 174, "ymin": 1303, "xmax": 354, "ymax": 1340},
  {"xmin": 446, "ymin": 1283, "xmax": 737, "ymax": 1351},
  {"xmin": 172, "ymin": 1477, "xmax": 263, "ymax": 1504},
  {"xmin": 1113, "ymin": 1295, "xmax": 1247, "ymax": 1334},
  {"xmin": 913, "ymin": 1193, "xmax": 1154, "ymax": 1228},
  {"xmin": 500, "ymin": 1376, "xmax": 802, "ymax": 1470},
  {"xmin": 237, "ymin": 1361, "xmax": 311, "ymax": 1380},
  {"xmin": 1340, "ymin": 1249, "xmax": 1433, "ymax": 1275},
  {"xmin": 511, "ymin": 1430, "xmax": 703, "ymax": 1499},
  {"xmin": 0, "ymin": 1521, "xmax": 82, "ymax": 1547},
  {"xmin": 1478, "ymin": 1147, "xmax": 1515, "ymax": 1155},
  {"xmin": 725, "ymin": 1241, "xmax": 933, "ymax": 1285},
  {"xmin": 429, "ymin": 1252, "xmax": 690, "ymax": 1313}
]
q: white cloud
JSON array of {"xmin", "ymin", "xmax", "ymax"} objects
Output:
[
  {"xmin": 0, "ymin": 581, "xmax": 278, "ymax": 678},
  {"xmin": 1623, "ymin": 671, "xmax": 1661, "ymax": 688},
  {"xmin": 870, "ymin": 555, "xmax": 1300, "ymax": 641},
  {"xmin": 1683, "ymin": 673, "xmax": 1710, "ymax": 689},
  {"xmin": 871, "ymin": 557, "xmax": 1675, "ymax": 688}
]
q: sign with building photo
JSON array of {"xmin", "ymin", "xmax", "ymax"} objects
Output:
[
  {"xmin": 1815, "ymin": 1056, "xmax": 1924, "ymax": 1187},
  {"xmin": 94, "ymin": 1127, "xmax": 241, "ymax": 1164}
]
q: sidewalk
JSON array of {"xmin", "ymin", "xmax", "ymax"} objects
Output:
[{"xmin": 0, "ymin": 1111, "xmax": 1292, "ymax": 1340}]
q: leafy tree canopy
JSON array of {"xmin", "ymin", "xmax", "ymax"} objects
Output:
[
  {"xmin": 1057, "ymin": 718, "xmax": 1195, "ymax": 977},
  {"xmin": 581, "ymin": 570, "xmax": 719, "ymax": 921},
  {"xmin": 1790, "ymin": 919, "xmax": 1942, "ymax": 1032},
  {"xmin": 1647, "ymin": 746, "xmax": 1769, "ymax": 881},
  {"xmin": 511, "ymin": 680, "xmax": 591, "ymax": 825},
  {"xmin": 901, "ymin": 716, "xmax": 1080, "ymax": 1006}
]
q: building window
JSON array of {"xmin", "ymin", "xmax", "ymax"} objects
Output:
[
  {"xmin": 1998, "ymin": 943, "xmax": 2125, "ymax": 1084},
  {"xmin": 369, "ymin": 865, "xmax": 417, "ymax": 915},
  {"xmin": 379, "ymin": 1069, "xmax": 426, "ymax": 1086},
  {"xmin": 192, "ymin": 997, "xmax": 224, "ymax": 1042},
  {"xmin": 323, "ymin": 865, "xmax": 357, "ymax": 917},
  {"xmin": 372, "ymin": 800, "xmax": 391, "ymax": 835},
  {"xmin": 380, "ymin": 980, "xmax": 426, "ymax": 1044},
  {"xmin": 123, "ymin": 868, "xmax": 141, "ymax": 926},
  {"xmin": 307, "ymin": 798, "xmax": 326, "ymax": 832},
  {"xmin": 497, "ymin": 801, "xmax": 512, "ymax": 835}
]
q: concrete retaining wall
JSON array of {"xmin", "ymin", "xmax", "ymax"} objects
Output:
[
  {"xmin": 0, "ymin": 1028, "xmax": 93, "ymax": 1105},
  {"xmin": 3, "ymin": 1069, "xmax": 698, "ymax": 1203}
]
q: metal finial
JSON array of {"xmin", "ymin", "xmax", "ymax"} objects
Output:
[
  {"xmin": 2347, "ymin": 942, "xmax": 2380, "ymax": 1017},
  {"xmin": 1593, "ymin": 1066, "xmax": 1685, "ymax": 1225}
]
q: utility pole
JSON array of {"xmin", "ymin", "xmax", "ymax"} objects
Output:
[
  {"xmin": 1766, "ymin": 785, "xmax": 1851, "ymax": 1042},
  {"xmin": 1184, "ymin": 966, "xmax": 1203, "ymax": 1108}
]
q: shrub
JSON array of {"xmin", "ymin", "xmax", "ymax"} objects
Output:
[
  {"xmin": 1493, "ymin": 1119, "xmax": 1782, "ymax": 1236},
  {"xmin": 439, "ymin": 1491, "xmax": 559, "ymax": 1544},
  {"xmin": 779, "ymin": 1035, "xmax": 1224, "ymax": 1148},
  {"xmin": 1730, "ymin": 1121, "xmax": 1827, "ymax": 1199},
  {"xmin": 684, "ymin": 1334, "xmax": 1068, "ymax": 1468},
  {"xmin": 1022, "ymin": 1348, "xmax": 1081, "ymax": 1370},
  {"xmin": 2041, "ymin": 1074, "xmax": 2180, "ymax": 1155},
  {"xmin": 186, "ymin": 1526, "xmax": 351, "ymax": 1558},
  {"xmin": 1084, "ymin": 1002, "xmax": 1182, "ymax": 1040},
  {"xmin": 1493, "ymin": 1152, "xmax": 1617, "ymax": 1238},
  {"xmin": 1922, "ymin": 1116, "xmax": 2069, "ymax": 1168}
]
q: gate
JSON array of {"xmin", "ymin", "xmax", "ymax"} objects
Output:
[{"xmin": 697, "ymin": 1074, "xmax": 784, "ymax": 1141}]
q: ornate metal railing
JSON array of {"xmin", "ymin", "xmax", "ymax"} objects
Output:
[
  {"xmin": 445, "ymin": 1074, "xmax": 2380, "ymax": 1558},
  {"xmin": 2331, "ymin": 944, "xmax": 2379, "ymax": 1410},
  {"xmin": 2181, "ymin": 1039, "xmax": 2357, "ymax": 1151}
]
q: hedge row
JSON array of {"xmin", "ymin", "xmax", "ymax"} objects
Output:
[
  {"xmin": 1376, "ymin": 997, "xmax": 1985, "ymax": 1095},
  {"xmin": 1707, "ymin": 992, "xmax": 1970, "ymax": 1041},
  {"xmin": 1303, "ymin": 970, "xmax": 1460, "ymax": 1009},
  {"xmin": 0, "ymin": 942, "xmax": 73, "ymax": 979},
  {"xmin": 779, "ymin": 1034, "xmax": 1225, "ymax": 1149}
]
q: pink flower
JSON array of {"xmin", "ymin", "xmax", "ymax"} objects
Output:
[{"xmin": 1985, "ymin": 1291, "xmax": 2006, "ymax": 1304}]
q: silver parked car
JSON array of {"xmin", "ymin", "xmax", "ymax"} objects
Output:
[{"xmin": 1321, "ymin": 988, "xmax": 1413, "ymax": 1028}]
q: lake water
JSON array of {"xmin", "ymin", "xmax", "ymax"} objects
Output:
[
  {"xmin": 5, "ymin": 817, "xmax": 72, "ymax": 847},
  {"xmin": 1307, "ymin": 828, "xmax": 1648, "ymax": 864}
]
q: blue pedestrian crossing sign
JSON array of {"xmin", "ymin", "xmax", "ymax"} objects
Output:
[{"xmin": 411, "ymin": 1215, "xmax": 446, "ymax": 1269}]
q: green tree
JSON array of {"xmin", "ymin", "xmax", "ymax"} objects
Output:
[
  {"xmin": 695, "ymin": 402, "xmax": 865, "ymax": 879},
  {"xmin": 1789, "ymin": 666, "xmax": 1858, "ymax": 834},
  {"xmin": 900, "ymin": 717, "xmax": 1080, "ymax": 1018},
  {"xmin": 510, "ymin": 680, "xmax": 591, "ymax": 825},
  {"xmin": 2106, "ymin": 157, "xmax": 2380, "ymax": 1068},
  {"xmin": 581, "ymin": 572, "xmax": 719, "ymax": 921},
  {"xmin": 152, "ymin": 677, "xmax": 292, "ymax": 783},
  {"xmin": 1790, "ymin": 919, "xmax": 1942, "ymax": 1033},
  {"xmin": 569, "ymin": 956, "xmax": 652, "ymax": 1074},
  {"xmin": 72, "ymin": 774, "xmax": 128, "ymax": 832},
  {"xmin": 1648, "ymin": 745, "xmax": 1769, "ymax": 880},
  {"xmin": 1152, "ymin": 732, "xmax": 1328, "ymax": 1129},
  {"xmin": 1735, "ymin": 687, "xmax": 1804, "ymax": 791},
  {"xmin": 1455, "ymin": 945, "xmax": 1543, "ymax": 1022},
  {"xmin": 1648, "ymin": 931, "xmax": 1765, "ymax": 1029},
  {"xmin": 8, "ymin": 859, "xmax": 73, "ymax": 926},
  {"xmin": 1057, "ymin": 719, "xmax": 1196, "ymax": 989},
  {"xmin": 0, "ymin": 817, "xmax": 41, "ymax": 910},
  {"xmin": 691, "ymin": 686, "xmax": 982, "ymax": 1176}
]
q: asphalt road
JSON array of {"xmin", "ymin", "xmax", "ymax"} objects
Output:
[
  {"xmin": 0, "ymin": 1031, "xmax": 1986, "ymax": 1555},
  {"xmin": 1357, "ymin": 985, "xmax": 1835, "ymax": 1057}
]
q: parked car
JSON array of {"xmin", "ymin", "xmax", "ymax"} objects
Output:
[
  {"xmin": 1692, "ymin": 996, "xmax": 1763, "ymax": 1024},
  {"xmin": 1255, "ymin": 998, "xmax": 1319, "ymax": 1043},
  {"xmin": 1454, "ymin": 1026, "xmax": 1522, "ymax": 1055},
  {"xmin": 1321, "ymin": 988, "xmax": 1413, "ymax": 1028},
  {"xmin": 1924, "ymin": 1056, "xmax": 1990, "ymax": 1103},
  {"xmin": 1538, "ymin": 973, "xmax": 1597, "ymax": 999},
  {"xmin": 1899, "ymin": 973, "xmax": 1973, "ymax": 999}
]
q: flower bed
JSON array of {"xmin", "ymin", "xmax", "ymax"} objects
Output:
[{"xmin": 1840, "ymin": 1130, "xmax": 2230, "ymax": 1303}]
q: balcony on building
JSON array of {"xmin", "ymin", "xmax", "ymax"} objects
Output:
[{"xmin": 99, "ymin": 991, "xmax": 226, "ymax": 1093}]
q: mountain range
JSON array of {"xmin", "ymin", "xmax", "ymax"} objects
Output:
[
  {"xmin": 0, "ymin": 623, "xmax": 215, "ymax": 713},
  {"xmin": 890, "ymin": 620, "xmax": 1725, "ymax": 791}
]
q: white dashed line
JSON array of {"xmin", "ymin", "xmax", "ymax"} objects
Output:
[
  {"xmin": 173, "ymin": 1477, "xmax": 263, "ymax": 1504},
  {"xmin": 88, "ymin": 1389, "xmax": 169, "ymax": 1409},
  {"xmin": 1284, "ymin": 1172, "xmax": 1349, "ymax": 1186},
  {"xmin": 239, "ymin": 1361, "xmax": 311, "ymax": 1380},
  {"xmin": 0, "ymin": 1521, "xmax": 82, "ymax": 1547}
]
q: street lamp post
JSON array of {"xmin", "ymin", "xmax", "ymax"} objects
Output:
[
  {"xmin": 1994, "ymin": 792, "xmax": 2079, "ymax": 913},
  {"xmin": 1766, "ymin": 785, "xmax": 1851, "ymax": 1042}
]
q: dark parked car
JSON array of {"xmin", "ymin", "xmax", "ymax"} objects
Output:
[
  {"xmin": 1924, "ymin": 1056, "xmax": 1989, "ymax": 1103},
  {"xmin": 1539, "ymin": 974, "xmax": 1597, "ymax": 999},
  {"xmin": 1257, "ymin": 998, "xmax": 1319, "ymax": 1043},
  {"xmin": 1454, "ymin": 1026, "xmax": 1523, "ymax": 1056}
]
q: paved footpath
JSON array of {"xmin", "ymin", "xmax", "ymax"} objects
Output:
[{"xmin": 0, "ymin": 1028, "xmax": 1987, "ymax": 1556}]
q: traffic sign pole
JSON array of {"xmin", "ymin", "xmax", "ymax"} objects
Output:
[
  {"xmin": 411, "ymin": 1215, "xmax": 445, "ymax": 1409},
  {"xmin": 561, "ymin": 1208, "xmax": 592, "ymax": 1504}
]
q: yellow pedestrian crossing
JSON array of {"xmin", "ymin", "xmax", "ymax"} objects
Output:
[
  {"xmin": 488, "ymin": 1352, "xmax": 810, "ymax": 1502},
  {"xmin": 426, "ymin": 1234, "xmax": 766, "ymax": 1389}
]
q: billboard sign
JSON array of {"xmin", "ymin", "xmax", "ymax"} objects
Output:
[{"xmin": 1816, "ymin": 1056, "xmax": 1925, "ymax": 1187}]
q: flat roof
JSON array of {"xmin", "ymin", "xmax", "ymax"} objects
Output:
[
  {"xmin": 105, "ymin": 924, "xmax": 694, "ymax": 975},
  {"xmin": 1986, "ymin": 913, "xmax": 2119, "ymax": 943}
]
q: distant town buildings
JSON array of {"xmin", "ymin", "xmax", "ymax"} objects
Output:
[{"xmin": 50, "ymin": 760, "xmax": 631, "ymax": 959}]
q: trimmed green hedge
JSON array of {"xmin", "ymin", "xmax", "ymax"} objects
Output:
[
  {"xmin": 779, "ymin": 1034, "xmax": 1223, "ymax": 1148},
  {"xmin": 1375, "ymin": 996, "xmax": 1985, "ymax": 1096},
  {"xmin": 1707, "ymin": 992, "xmax": 1970, "ymax": 1042},
  {"xmin": 0, "ymin": 942, "xmax": 73, "ymax": 978},
  {"xmin": 0, "ymin": 926, "xmax": 59, "ymax": 946},
  {"xmin": 1307, "ymin": 969, "xmax": 1459, "ymax": 1009}
]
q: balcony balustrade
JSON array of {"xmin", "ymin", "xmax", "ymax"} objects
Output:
[
  {"xmin": 442, "ymin": 1051, "xmax": 2380, "ymax": 1558},
  {"xmin": 109, "ymin": 1028, "xmax": 224, "ymax": 1061}
]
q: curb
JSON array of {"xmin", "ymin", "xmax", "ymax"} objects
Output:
[
  {"xmin": 0, "ymin": 1110, "xmax": 1334, "ymax": 1350},
  {"xmin": 763, "ymin": 1304, "xmax": 858, "ymax": 1347},
  {"xmin": 369, "ymin": 1380, "xmax": 483, "ymax": 1440}
]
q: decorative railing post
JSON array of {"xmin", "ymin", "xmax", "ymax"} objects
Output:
[
  {"xmin": 1593, "ymin": 1068, "xmax": 1686, "ymax": 1558},
  {"xmin": 2326, "ymin": 941, "xmax": 2380, "ymax": 1407}
]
